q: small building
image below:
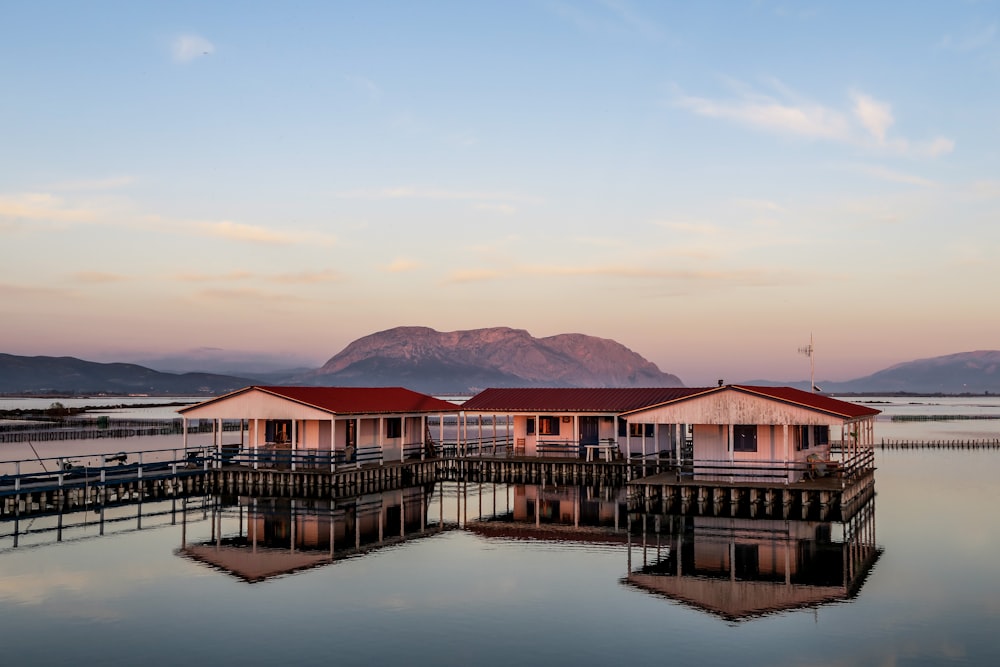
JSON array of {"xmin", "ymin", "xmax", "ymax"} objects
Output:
[
  {"xmin": 461, "ymin": 385, "xmax": 880, "ymax": 483},
  {"xmin": 177, "ymin": 385, "xmax": 460, "ymax": 467}
]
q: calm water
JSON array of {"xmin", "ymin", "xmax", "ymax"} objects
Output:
[{"xmin": 1, "ymin": 399, "xmax": 999, "ymax": 666}]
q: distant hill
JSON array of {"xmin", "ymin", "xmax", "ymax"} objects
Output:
[
  {"xmin": 744, "ymin": 350, "xmax": 1000, "ymax": 394},
  {"xmin": 0, "ymin": 354, "xmax": 254, "ymax": 395},
  {"xmin": 294, "ymin": 326, "xmax": 684, "ymax": 394}
]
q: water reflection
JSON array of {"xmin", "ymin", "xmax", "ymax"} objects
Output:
[
  {"xmin": 1, "ymin": 480, "xmax": 881, "ymax": 622},
  {"xmin": 624, "ymin": 495, "xmax": 880, "ymax": 621}
]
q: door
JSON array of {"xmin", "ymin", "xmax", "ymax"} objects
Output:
[{"xmin": 579, "ymin": 417, "xmax": 600, "ymax": 446}]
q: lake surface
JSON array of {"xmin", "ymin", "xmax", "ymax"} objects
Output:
[{"xmin": 1, "ymin": 398, "xmax": 999, "ymax": 666}]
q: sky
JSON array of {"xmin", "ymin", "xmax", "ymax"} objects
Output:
[{"xmin": 2, "ymin": 1, "xmax": 998, "ymax": 386}]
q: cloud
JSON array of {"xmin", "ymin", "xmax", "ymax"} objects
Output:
[
  {"xmin": 334, "ymin": 186, "xmax": 539, "ymax": 204},
  {"xmin": 549, "ymin": 0, "xmax": 662, "ymax": 40},
  {"xmin": 672, "ymin": 83, "xmax": 954, "ymax": 157},
  {"xmin": 196, "ymin": 220, "xmax": 337, "ymax": 246},
  {"xmin": 72, "ymin": 271, "xmax": 128, "ymax": 284},
  {"xmin": 172, "ymin": 269, "xmax": 342, "ymax": 284},
  {"xmin": 346, "ymin": 74, "xmax": 381, "ymax": 100},
  {"xmin": 852, "ymin": 92, "xmax": 894, "ymax": 144},
  {"xmin": 736, "ymin": 198, "xmax": 784, "ymax": 212},
  {"xmin": 653, "ymin": 219, "xmax": 720, "ymax": 234},
  {"xmin": 0, "ymin": 193, "xmax": 101, "ymax": 223},
  {"xmin": 674, "ymin": 88, "xmax": 850, "ymax": 140},
  {"xmin": 851, "ymin": 164, "xmax": 936, "ymax": 187},
  {"xmin": 938, "ymin": 24, "xmax": 997, "ymax": 52},
  {"xmin": 445, "ymin": 269, "xmax": 502, "ymax": 284},
  {"xmin": 171, "ymin": 34, "xmax": 215, "ymax": 63},
  {"xmin": 382, "ymin": 258, "xmax": 422, "ymax": 273},
  {"xmin": 272, "ymin": 269, "xmax": 344, "ymax": 284},
  {"xmin": 474, "ymin": 203, "xmax": 517, "ymax": 215},
  {"xmin": 45, "ymin": 176, "xmax": 135, "ymax": 191}
]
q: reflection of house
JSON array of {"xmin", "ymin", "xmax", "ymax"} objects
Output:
[
  {"xmin": 178, "ymin": 485, "xmax": 441, "ymax": 582},
  {"xmin": 177, "ymin": 386, "xmax": 460, "ymax": 465},
  {"xmin": 624, "ymin": 496, "xmax": 880, "ymax": 621},
  {"xmin": 466, "ymin": 484, "xmax": 629, "ymax": 544},
  {"xmin": 462, "ymin": 386, "xmax": 880, "ymax": 483}
]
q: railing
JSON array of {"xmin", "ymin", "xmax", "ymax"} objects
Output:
[
  {"xmin": 0, "ymin": 418, "xmax": 244, "ymax": 443},
  {"xmin": 0, "ymin": 446, "xmax": 209, "ymax": 495}
]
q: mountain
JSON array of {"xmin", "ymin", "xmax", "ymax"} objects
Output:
[
  {"xmin": 743, "ymin": 350, "xmax": 1000, "ymax": 394},
  {"xmin": 0, "ymin": 354, "xmax": 254, "ymax": 395},
  {"xmin": 295, "ymin": 326, "xmax": 684, "ymax": 394},
  {"xmin": 832, "ymin": 350, "xmax": 1000, "ymax": 394}
]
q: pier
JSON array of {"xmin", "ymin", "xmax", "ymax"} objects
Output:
[{"xmin": 1, "ymin": 443, "xmax": 876, "ymax": 522}]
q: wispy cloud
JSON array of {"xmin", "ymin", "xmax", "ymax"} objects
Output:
[
  {"xmin": 938, "ymin": 24, "xmax": 997, "ymax": 52},
  {"xmin": 0, "ymin": 193, "xmax": 102, "ymax": 223},
  {"xmin": 444, "ymin": 262, "xmax": 799, "ymax": 287},
  {"xmin": 474, "ymin": 203, "xmax": 517, "ymax": 215},
  {"xmin": 850, "ymin": 164, "xmax": 936, "ymax": 187},
  {"xmin": 346, "ymin": 74, "xmax": 382, "ymax": 101},
  {"xmin": 445, "ymin": 269, "xmax": 503, "ymax": 284},
  {"xmin": 272, "ymin": 269, "xmax": 344, "ymax": 284},
  {"xmin": 71, "ymin": 271, "xmax": 128, "ymax": 284},
  {"xmin": 45, "ymin": 176, "xmax": 135, "ymax": 191},
  {"xmin": 172, "ymin": 269, "xmax": 342, "ymax": 284},
  {"xmin": 549, "ymin": 0, "xmax": 663, "ymax": 40},
  {"xmin": 382, "ymin": 258, "xmax": 422, "ymax": 273},
  {"xmin": 851, "ymin": 92, "xmax": 893, "ymax": 144},
  {"xmin": 672, "ymin": 82, "xmax": 955, "ymax": 157},
  {"xmin": 171, "ymin": 34, "xmax": 215, "ymax": 63},
  {"xmin": 334, "ymin": 185, "xmax": 539, "ymax": 204},
  {"xmin": 196, "ymin": 220, "xmax": 337, "ymax": 246}
]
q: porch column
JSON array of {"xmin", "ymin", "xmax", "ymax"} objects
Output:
[
  {"xmin": 253, "ymin": 418, "xmax": 259, "ymax": 471},
  {"xmin": 378, "ymin": 417, "xmax": 384, "ymax": 465},
  {"xmin": 215, "ymin": 418, "xmax": 222, "ymax": 469},
  {"xmin": 421, "ymin": 415, "xmax": 427, "ymax": 461},
  {"xmin": 783, "ymin": 424, "xmax": 789, "ymax": 484},
  {"xmin": 574, "ymin": 416, "xmax": 579, "ymax": 457},
  {"xmin": 331, "ymin": 417, "xmax": 337, "ymax": 471},
  {"xmin": 182, "ymin": 417, "xmax": 188, "ymax": 452},
  {"xmin": 478, "ymin": 414, "xmax": 483, "ymax": 455},
  {"xmin": 291, "ymin": 419, "xmax": 298, "ymax": 471}
]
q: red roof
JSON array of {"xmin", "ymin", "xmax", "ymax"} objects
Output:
[
  {"xmin": 180, "ymin": 386, "xmax": 459, "ymax": 415},
  {"xmin": 461, "ymin": 387, "xmax": 703, "ymax": 413},
  {"xmin": 729, "ymin": 385, "xmax": 881, "ymax": 419},
  {"xmin": 463, "ymin": 386, "xmax": 880, "ymax": 420}
]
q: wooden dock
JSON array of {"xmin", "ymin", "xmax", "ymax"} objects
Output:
[{"xmin": 2, "ymin": 448, "xmax": 876, "ymax": 521}]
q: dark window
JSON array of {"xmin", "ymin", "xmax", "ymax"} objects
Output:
[
  {"xmin": 798, "ymin": 425, "xmax": 810, "ymax": 451},
  {"xmin": 733, "ymin": 425, "xmax": 757, "ymax": 452},
  {"xmin": 618, "ymin": 418, "xmax": 627, "ymax": 437},
  {"xmin": 385, "ymin": 418, "xmax": 402, "ymax": 438},
  {"xmin": 814, "ymin": 425, "xmax": 830, "ymax": 446},
  {"xmin": 538, "ymin": 416, "xmax": 560, "ymax": 436},
  {"xmin": 629, "ymin": 423, "xmax": 655, "ymax": 437},
  {"xmin": 734, "ymin": 543, "xmax": 760, "ymax": 578},
  {"xmin": 526, "ymin": 418, "xmax": 535, "ymax": 435}
]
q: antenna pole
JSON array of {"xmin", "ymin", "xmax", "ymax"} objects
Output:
[{"xmin": 798, "ymin": 334, "xmax": 816, "ymax": 392}]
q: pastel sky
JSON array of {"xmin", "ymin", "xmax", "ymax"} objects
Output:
[{"xmin": 2, "ymin": 1, "xmax": 998, "ymax": 386}]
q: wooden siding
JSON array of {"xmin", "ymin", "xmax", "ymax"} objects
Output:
[
  {"xmin": 180, "ymin": 389, "xmax": 332, "ymax": 421},
  {"xmin": 627, "ymin": 390, "xmax": 857, "ymax": 426}
]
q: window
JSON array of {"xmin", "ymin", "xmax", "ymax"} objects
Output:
[
  {"xmin": 629, "ymin": 423, "xmax": 655, "ymax": 437},
  {"xmin": 385, "ymin": 417, "xmax": 402, "ymax": 438},
  {"xmin": 797, "ymin": 425, "xmax": 810, "ymax": 451},
  {"xmin": 814, "ymin": 425, "xmax": 830, "ymax": 446},
  {"xmin": 526, "ymin": 418, "xmax": 535, "ymax": 435},
  {"xmin": 733, "ymin": 425, "xmax": 757, "ymax": 452},
  {"xmin": 538, "ymin": 416, "xmax": 560, "ymax": 436}
]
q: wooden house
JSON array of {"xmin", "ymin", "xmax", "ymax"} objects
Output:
[
  {"xmin": 461, "ymin": 385, "xmax": 880, "ymax": 483},
  {"xmin": 177, "ymin": 385, "xmax": 460, "ymax": 468}
]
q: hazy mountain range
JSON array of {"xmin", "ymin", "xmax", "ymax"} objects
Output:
[{"xmin": 1, "ymin": 327, "xmax": 997, "ymax": 396}]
